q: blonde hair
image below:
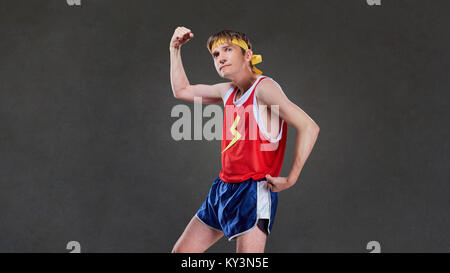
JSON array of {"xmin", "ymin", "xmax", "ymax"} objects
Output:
[{"xmin": 206, "ymin": 30, "xmax": 254, "ymax": 70}]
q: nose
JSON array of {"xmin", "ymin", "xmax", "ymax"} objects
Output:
[{"xmin": 219, "ymin": 53, "xmax": 227, "ymax": 64}]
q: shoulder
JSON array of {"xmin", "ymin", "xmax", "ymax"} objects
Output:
[
  {"xmin": 255, "ymin": 77, "xmax": 286, "ymax": 104},
  {"xmin": 258, "ymin": 76, "xmax": 283, "ymax": 90},
  {"xmin": 215, "ymin": 82, "xmax": 234, "ymax": 99}
]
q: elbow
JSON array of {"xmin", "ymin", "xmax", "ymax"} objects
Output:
[
  {"xmin": 312, "ymin": 124, "xmax": 320, "ymax": 135},
  {"xmin": 308, "ymin": 120, "xmax": 320, "ymax": 133},
  {"xmin": 172, "ymin": 86, "xmax": 189, "ymax": 99},
  {"xmin": 302, "ymin": 123, "xmax": 320, "ymax": 135},
  {"xmin": 313, "ymin": 124, "xmax": 320, "ymax": 133},
  {"xmin": 305, "ymin": 124, "xmax": 320, "ymax": 142},
  {"xmin": 292, "ymin": 121, "xmax": 320, "ymax": 134},
  {"xmin": 172, "ymin": 88, "xmax": 182, "ymax": 99}
]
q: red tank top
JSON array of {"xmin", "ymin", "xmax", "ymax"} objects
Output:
[{"xmin": 219, "ymin": 75, "xmax": 288, "ymax": 183}]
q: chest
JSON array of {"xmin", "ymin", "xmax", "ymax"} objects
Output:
[{"xmin": 231, "ymin": 91, "xmax": 280, "ymax": 140}]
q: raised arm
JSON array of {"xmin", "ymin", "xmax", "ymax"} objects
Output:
[{"xmin": 169, "ymin": 26, "xmax": 230, "ymax": 104}]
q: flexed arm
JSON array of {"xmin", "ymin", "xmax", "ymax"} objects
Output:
[{"xmin": 169, "ymin": 26, "xmax": 227, "ymax": 104}]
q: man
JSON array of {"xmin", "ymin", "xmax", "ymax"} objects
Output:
[{"xmin": 169, "ymin": 27, "xmax": 320, "ymax": 253}]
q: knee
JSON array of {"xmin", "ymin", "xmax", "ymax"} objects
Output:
[
  {"xmin": 171, "ymin": 245, "xmax": 190, "ymax": 253},
  {"xmin": 171, "ymin": 242, "xmax": 187, "ymax": 253},
  {"xmin": 172, "ymin": 242, "xmax": 202, "ymax": 253},
  {"xmin": 171, "ymin": 246, "xmax": 180, "ymax": 253},
  {"xmin": 171, "ymin": 243, "xmax": 180, "ymax": 253}
]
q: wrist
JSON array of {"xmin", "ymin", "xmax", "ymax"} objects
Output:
[
  {"xmin": 169, "ymin": 46, "xmax": 180, "ymax": 52},
  {"xmin": 287, "ymin": 176, "xmax": 297, "ymax": 186}
]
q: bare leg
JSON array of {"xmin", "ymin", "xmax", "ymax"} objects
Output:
[
  {"xmin": 235, "ymin": 225, "xmax": 267, "ymax": 253},
  {"xmin": 171, "ymin": 216, "xmax": 224, "ymax": 253}
]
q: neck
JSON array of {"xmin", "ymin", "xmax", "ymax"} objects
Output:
[{"xmin": 230, "ymin": 71, "xmax": 260, "ymax": 96}]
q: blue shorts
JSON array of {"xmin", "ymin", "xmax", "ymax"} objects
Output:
[{"xmin": 196, "ymin": 176, "xmax": 278, "ymax": 241}]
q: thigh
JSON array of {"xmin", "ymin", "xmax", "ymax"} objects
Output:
[
  {"xmin": 172, "ymin": 216, "xmax": 224, "ymax": 253},
  {"xmin": 235, "ymin": 225, "xmax": 267, "ymax": 253}
]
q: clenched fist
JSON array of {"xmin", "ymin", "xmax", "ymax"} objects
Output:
[{"xmin": 170, "ymin": 26, "xmax": 194, "ymax": 50}]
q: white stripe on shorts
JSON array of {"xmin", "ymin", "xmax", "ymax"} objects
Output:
[{"xmin": 257, "ymin": 180, "xmax": 271, "ymax": 219}]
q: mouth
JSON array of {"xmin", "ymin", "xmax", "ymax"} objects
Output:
[{"xmin": 220, "ymin": 64, "xmax": 230, "ymax": 70}]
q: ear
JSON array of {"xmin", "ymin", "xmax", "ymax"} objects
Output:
[{"xmin": 245, "ymin": 49, "xmax": 253, "ymax": 62}]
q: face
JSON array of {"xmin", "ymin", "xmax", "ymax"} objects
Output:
[{"xmin": 211, "ymin": 42, "xmax": 251, "ymax": 78}]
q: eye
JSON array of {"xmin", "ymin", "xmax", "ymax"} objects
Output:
[{"xmin": 226, "ymin": 47, "xmax": 231, "ymax": 51}]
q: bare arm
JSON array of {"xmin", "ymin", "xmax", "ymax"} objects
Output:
[
  {"xmin": 257, "ymin": 79, "xmax": 320, "ymax": 192},
  {"xmin": 169, "ymin": 27, "xmax": 228, "ymax": 104}
]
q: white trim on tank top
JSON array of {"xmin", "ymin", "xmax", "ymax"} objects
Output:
[
  {"xmin": 222, "ymin": 86, "xmax": 235, "ymax": 107},
  {"xmin": 253, "ymin": 77, "xmax": 285, "ymax": 143},
  {"xmin": 231, "ymin": 75, "xmax": 264, "ymax": 107},
  {"xmin": 223, "ymin": 75, "xmax": 264, "ymax": 106}
]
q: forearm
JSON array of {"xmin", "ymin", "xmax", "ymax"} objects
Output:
[
  {"xmin": 169, "ymin": 48, "xmax": 190, "ymax": 97},
  {"xmin": 287, "ymin": 125, "xmax": 320, "ymax": 186}
]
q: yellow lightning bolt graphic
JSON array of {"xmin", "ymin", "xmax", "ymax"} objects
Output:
[{"xmin": 222, "ymin": 114, "xmax": 241, "ymax": 153}]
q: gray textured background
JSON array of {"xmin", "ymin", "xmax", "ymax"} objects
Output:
[{"xmin": 0, "ymin": 0, "xmax": 449, "ymax": 252}]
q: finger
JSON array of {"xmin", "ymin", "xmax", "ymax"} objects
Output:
[
  {"xmin": 179, "ymin": 27, "xmax": 189, "ymax": 35},
  {"xmin": 176, "ymin": 29, "xmax": 187, "ymax": 37}
]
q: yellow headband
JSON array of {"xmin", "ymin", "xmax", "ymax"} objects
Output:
[{"xmin": 209, "ymin": 38, "xmax": 263, "ymax": 74}]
